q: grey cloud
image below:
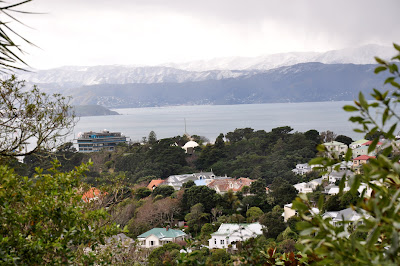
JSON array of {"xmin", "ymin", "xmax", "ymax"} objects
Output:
[{"xmin": 35, "ymin": 0, "xmax": 400, "ymax": 46}]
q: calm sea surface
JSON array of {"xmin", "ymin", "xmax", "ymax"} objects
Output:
[{"xmin": 72, "ymin": 101, "xmax": 363, "ymax": 142}]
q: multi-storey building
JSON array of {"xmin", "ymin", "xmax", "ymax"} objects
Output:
[{"xmin": 74, "ymin": 130, "xmax": 128, "ymax": 152}]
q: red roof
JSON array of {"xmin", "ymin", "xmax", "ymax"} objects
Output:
[
  {"xmin": 353, "ymin": 155, "xmax": 376, "ymax": 160},
  {"xmin": 362, "ymin": 140, "xmax": 382, "ymax": 146},
  {"xmin": 82, "ymin": 187, "xmax": 103, "ymax": 203},
  {"xmin": 147, "ymin": 179, "xmax": 166, "ymax": 190},
  {"xmin": 207, "ymin": 178, "xmax": 254, "ymax": 192}
]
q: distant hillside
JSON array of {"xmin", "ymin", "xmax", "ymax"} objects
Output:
[
  {"xmin": 73, "ymin": 105, "xmax": 119, "ymax": 117},
  {"xmin": 17, "ymin": 44, "xmax": 392, "ymax": 88},
  {"xmin": 66, "ymin": 63, "xmax": 388, "ymax": 108}
]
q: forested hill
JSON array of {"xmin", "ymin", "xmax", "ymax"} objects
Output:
[
  {"xmin": 72, "ymin": 105, "xmax": 119, "ymax": 117},
  {"xmin": 66, "ymin": 63, "xmax": 385, "ymax": 108}
]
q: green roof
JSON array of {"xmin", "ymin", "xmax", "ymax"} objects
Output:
[
  {"xmin": 137, "ymin": 228, "xmax": 186, "ymax": 239},
  {"xmin": 350, "ymin": 139, "xmax": 368, "ymax": 145}
]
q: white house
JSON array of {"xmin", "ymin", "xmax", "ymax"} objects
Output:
[
  {"xmin": 208, "ymin": 223, "xmax": 263, "ymax": 250},
  {"xmin": 352, "ymin": 145, "xmax": 376, "ymax": 159},
  {"xmin": 165, "ymin": 172, "xmax": 216, "ymax": 190},
  {"xmin": 323, "ymin": 141, "xmax": 348, "ymax": 157},
  {"xmin": 137, "ymin": 228, "xmax": 187, "ymax": 248},
  {"xmin": 322, "ymin": 170, "xmax": 353, "ymax": 184},
  {"xmin": 293, "ymin": 182, "xmax": 314, "ymax": 194},
  {"xmin": 292, "ymin": 163, "xmax": 313, "ymax": 175},
  {"xmin": 323, "ymin": 208, "xmax": 368, "ymax": 230},
  {"xmin": 294, "ymin": 178, "xmax": 324, "ymax": 194},
  {"xmin": 349, "ymin": 139, "xmax": 368, "ymax": 149},
  {"xmin": 283, "ymin": 203, "xmax": 320, "ymax": 222}
]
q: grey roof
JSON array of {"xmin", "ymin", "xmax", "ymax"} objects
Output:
[
  {"xmin": 167, "ymin": 172, "xmax": 215, "ymax": 184},
  {"xmin": 325, "ymin": 170, "xmax": 353, "ymax": 180},
  {"xmin": 310, "ymin": 177, "xmax": 323, "ymax": 185},
  {"xmin": 106, "ymin": 233, "xmax": 133, "ymax": 244},
  {"xmin": 334, "ymin": 208, "xmax": 359, "ymax": 221}
]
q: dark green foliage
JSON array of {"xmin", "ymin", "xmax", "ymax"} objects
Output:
[
  {"xmin": 148, "ymin": 130, "xmax": 157, "ymax": 144},
  {"xmin": 214, "ymin": 133, "xmax": 225, "ymax": 149},
  {"xmin": 152, "ymin": 185, "xmax": 175, "ymax": 198},
  {"xmin": 259, "ymin": 208, "xmax": 287, "ymax": 239},
  {"xmin": 0, "ymin": 162, "xmax": 119, "ymax": 264},
  {"xmin": 114, "ymin": 138, "xmax": 187, "ymax": 180},
  {"xmin": 241, "ymin": 194, "xmax": 272, "ymax": 213},
  {"xmin": 197, "ymin": 126, "xmax": 318, "ymax": 185},
  {"xmin": 270, "ymin": 177, "xmax": 298, "ymax": 206},
  {"xmin": 182, "ymin": 185, "xmax": 218, "ymax": 213},
  {"xmin": 250, "ymin": 179, "xmax": 266, "ymax": 194},
  {"xmin": 293, "ymin": 45, "xmax": 400, "ymax": 264},
  {"xmin": 196, "ymin": 139, "xmax": 226, "ymax": 170},
  {"xmin": 185, "ymin": 203, "xmax": 209, "ymax": 235},
  {"xmin": 182, "ymin": 180, "xmax": 195, "ymax": 189},
  {"xmin": 148, "ymin": 242, "xmax": 181, "ymax": 266},
  {"xmin": 323, "ymin": 191, "xmax": 360, "ymax": 212},
  {"xmin": 134, "ymin": 187, "xmax": 151, "ymax": 199},
  {"xmin": 304, "ymin": 129, "xmax": 321, "ymax": 143},
  {"xmin": 335, "ymin": 135, "xmax": 353, "ymax": 146},
  {"xmin": 199, "ymin": 223, "xmax": 218, "ymax": 242},
  {"xmin": 323, "ymin": 194, "xmax": 341, "ymax": 211},
  {"xmin": 287, "ymin": 216, "xmax": 301, "ymax": 234},
  {"xmin": 225, "ymin": 128, "xmax": 254, "ymax": 143},
  {"xmin": 206, "ymin": 249, "xmax": 232, "ymax": 265},
  {"xmin": 246, "ymin": 206, "xmax": 264, "ymax": 222},
  {"xmin": 177, "ymin": 246, "xmax": 210, "ymax": 265}
]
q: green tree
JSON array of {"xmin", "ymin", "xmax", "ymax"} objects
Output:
[
  {"xmin": 259, "ymin": 206, "xmax": 286, "ymax": 239},
  {"xmin": 206, "ymin": 249, "xmax": 232, "ymax": 265},
  {"xmin": 293, "ymin": 44, "xmax": 400, "ymax": 264},
  {"xmin": 304, "ymin": 129, "xmax": 320, "ymax": 143},
  {"xmin": 182, "ymin": 185, "xmax": 218, "ymax": 213},
  {"xmin": 270, "ymin": 178, "xmax": 298, "ymax": 206},
  {"xmin": 182, "ymin": 180, "xmax": 195, "ymax": 189},
  {"xmin": 152, "ymin": 185, "xmax": 175, "ymax": 198},
  {"xmin": 199, "ymin": 223, "xmax": 217, "ymax": 242},
  {"xmin": 246, "ymin": 206, "xmax": 264, "ymax": 222},
  {"xmin": 185, "ymin": 203, "xmax": 209, "ymax": 235},
  {"xmin": 134, "ymin": 187, "xmax": 152, "ymax": 199},
  {"xmin": 148, "ymin": 130, "xmax": 157, "ymax": 144},
  {"xmin": 0, "ymin": 77, "xmax": 75, "ymax": 156},
  {"xmin": 148, "ymin": 242, "xmax": 181, "ymax": 266},
  {"xmin": 335, "ymin": 134, "xmax": 353, "ymax": 146},
  {"xmin": 250, "ymin": 179, "xmax": 266, "ymax": 195},
  {"xmin": 0, "ymin": 162, "xmax": 119, "ymax": 264}
]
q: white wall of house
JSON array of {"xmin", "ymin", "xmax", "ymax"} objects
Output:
[
  {"xmin": 140, "ymin": 235, "xmax": 161, "ymax": 248},
  {"xmin": 294, "ymin": 182, "xmax": 313, "ymax": 193},
  {"xmin": 208, "ymin": 223, "xmax": 263, "ymax": 250},
  {"xmin": 209, "ymin": 235, "xmax": 230, "ymax": 249}
]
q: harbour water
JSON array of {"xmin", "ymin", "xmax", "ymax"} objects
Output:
[{"xmin": 72, "ymin": 101, "xmax": 362, "ymax": 142}]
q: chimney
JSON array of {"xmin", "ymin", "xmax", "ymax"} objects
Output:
[{"xmin": 166, "ymin": 225, "xmax": 170, "ymax": 231}]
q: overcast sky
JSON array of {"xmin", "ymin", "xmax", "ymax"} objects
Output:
[{"xmin": 8, "ymin": 0, "xmax": 400, "ymax": 69}]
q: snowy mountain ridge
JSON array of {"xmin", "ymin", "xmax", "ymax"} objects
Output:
[{"xmin": 18, "ymin": 44, "xmax": 393, "ymax": 88}]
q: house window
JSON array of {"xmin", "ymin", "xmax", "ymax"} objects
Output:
[
  {"xmin": 214, "ymin": 239, "xmax": 217, "ymax": 245},
  {"xmin": 220, "ymin": 239, "xmax": 224, "ymax": 244},
  {"xmin": 150, "ymin": 241, "xmax": 154, "ymax": 246}
]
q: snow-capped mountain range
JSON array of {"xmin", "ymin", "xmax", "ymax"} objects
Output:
[
  {"xmin": 18, "ymin": 44, "xmax": 393, "ymax": 89},
  {"xmin": 163, "ymin": 44, "xmax": 393, "ymax": 71}
]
